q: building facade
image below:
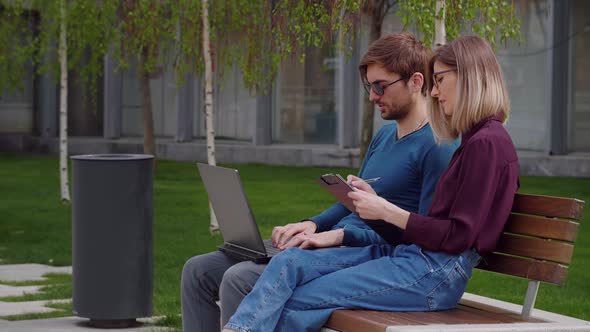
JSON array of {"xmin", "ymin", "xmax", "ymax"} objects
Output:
[{"xmin": 1, "ymin": 0, "xmax": 590, "ymax": 175}]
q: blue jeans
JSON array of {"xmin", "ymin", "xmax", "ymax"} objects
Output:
[{"xmin": 224, "ymin": 244, "xmax": 480, "ymax": 332}]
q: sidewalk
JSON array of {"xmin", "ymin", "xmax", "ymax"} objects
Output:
[{"xmin": 0, "ymin": 264, "xmax": 165, "ymax": 332}]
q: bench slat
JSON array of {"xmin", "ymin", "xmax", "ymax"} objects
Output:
[
  {"xmin": 389, "ymin": 310, "xmax": 502, "ymax": 324},
  {"xmin": 477, "ymin": 252, "xmax": 569, "ymax": 285},
  {"xmin": 495, "ymin": 233, "xmax": 574, "ymax": 264},
  {"xmin": 325, "ymin": 305, "xmax": 534, "ymax": 332},
  {"xmin": 505, "ymin": 214, "xmax": 579, "ymax": 242},
  {"xmin": 360, "ymin": 310, "xmax": 419, "ymax": 325},
  {"xmin": 512, "ymin": 193, "xmax": 584, "ymax": 220},
  {"xmin": 326, "ymin": 310, "xmax": 397, "ymax": 332}
]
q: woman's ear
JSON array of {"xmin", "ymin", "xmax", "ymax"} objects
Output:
[{"xmin": 409, "ymin": 72, "xmax": 424, "ymax": 93}]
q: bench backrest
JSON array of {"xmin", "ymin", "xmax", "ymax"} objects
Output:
[{"xmin": 476, "ymin": 193, "xmax": 584, "ymax": 317}]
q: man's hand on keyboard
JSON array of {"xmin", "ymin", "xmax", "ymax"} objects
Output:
[{"xmin": 272, "ymin": 221, "xmax": 317, "ymax": 250}]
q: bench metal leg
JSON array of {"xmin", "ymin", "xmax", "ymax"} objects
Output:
[{"xmin": 522, "ymin": 280, "xmax": 540, "ymax": 319}]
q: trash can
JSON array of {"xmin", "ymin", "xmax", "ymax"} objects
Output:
[{"xmin": 71, "ymin": 154, "xmax": 154, "ymax": 328}]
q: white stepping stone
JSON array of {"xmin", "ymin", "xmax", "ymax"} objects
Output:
[
  {"xmin": 0, "ymin": 264, "xmax": 71, "ymax": 282},
  {"xmin": 0, "ymin": 299, "xmax": 69, "ymax": 317},
  {"xmin": 0, "ymin": 284, "xmax": 43, "ymax": 298}
]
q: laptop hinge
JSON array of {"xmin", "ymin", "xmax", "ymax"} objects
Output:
[{"xmin": 225, "ymin": 242, "xmax": 266, "ymax": 257}]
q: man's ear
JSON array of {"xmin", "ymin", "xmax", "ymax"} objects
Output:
[{"xmin": 408, "ymin": 72, "xmax": 424, "ymax": 93}]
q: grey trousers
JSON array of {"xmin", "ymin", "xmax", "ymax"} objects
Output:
[{"xmin": 181, "ymin": 251, "xmax": 266, "ymax": 332}]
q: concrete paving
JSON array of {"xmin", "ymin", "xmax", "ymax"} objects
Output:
[
  {"xmin": 0, "ymin": 316, "xmax": 167, "ymax": 331},
  {"xmin": 0, "ymin": 264, "xmax": 168, "ymax": 331}
]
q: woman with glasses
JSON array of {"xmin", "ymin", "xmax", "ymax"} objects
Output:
[{"xmin": 222, "ymin": 35, "xmax": 519, "ymax": 332}]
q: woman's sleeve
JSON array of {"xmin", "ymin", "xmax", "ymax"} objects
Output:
[{"xmin": 403, "ymin": 139, "xmax": 510, "ymax": 253}]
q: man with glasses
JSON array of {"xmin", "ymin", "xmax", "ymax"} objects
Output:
[{"xmin": 181, "ymin": 32, "xmax": 457, "ymax": 332}]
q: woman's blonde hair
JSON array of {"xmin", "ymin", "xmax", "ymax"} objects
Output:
[{"xmin": 427, "ymin": 35, "xmax": 510, "ymax": 141}]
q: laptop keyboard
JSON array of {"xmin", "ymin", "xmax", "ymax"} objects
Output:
[{"xmin": 263, "ymin": 239, "xmax": 281, "ymax": 256}]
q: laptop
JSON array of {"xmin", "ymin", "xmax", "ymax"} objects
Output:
[{"xmin": 197, "ymin": 163, "xmax": 281, "ymax": 264}]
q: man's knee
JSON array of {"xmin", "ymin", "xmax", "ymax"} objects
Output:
[
  {"xmin": 182, "ymin": 256, "xmax": 207, "ymax": 289},
  {"xmin": 182, "ymin": 253, "xmax": 228, "ymax": 292},
  {"xmin": 220, "ymin": 262, "xmax": 263, "ymax": 297}
]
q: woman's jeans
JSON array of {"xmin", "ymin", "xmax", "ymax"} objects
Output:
[{"xmin": 224, "ymin": 244, "xmax": 480, "ymax": 332}]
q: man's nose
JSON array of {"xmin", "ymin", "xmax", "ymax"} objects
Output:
[{"xmin": 369, "ymin": 89, "xmax": 380, "ymax": 103}]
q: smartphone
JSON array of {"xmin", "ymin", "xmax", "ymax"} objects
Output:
[{"xmin": 318, "ymin": 173, "xmax": 356, "ymax": 211}]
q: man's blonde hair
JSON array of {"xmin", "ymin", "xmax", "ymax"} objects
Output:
[{"xmin": 427, "ymin": 35, "xmax": 510, "ymax": 141}]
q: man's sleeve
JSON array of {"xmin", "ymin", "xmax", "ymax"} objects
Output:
[
  {"xmin": 417, "ymin": 142, "xmax": 456, "ymax": 215},
  {"xmin": 332, "ymin": 223, "xmax": 389, "ymax": 246},
  {"xmin": 309, "ymin": 127, "xmax": 385, "ymax": 232},
  {"xmin": 308, "ymin": 203, "xmax": 352, "ymax": 232}
]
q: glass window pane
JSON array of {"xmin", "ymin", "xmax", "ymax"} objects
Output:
[
  {"xmin": 500, "ymin": 0, "xmax": 551, "ymax": 151},
  {"xmin": 570, "ymin": 0, "xmax": 590, "ymax": 151},
  {"xmin": 214, "ymin": 63, "xmax": 255, "ymax": 141},
  {"xmin": 193, "ymin": 65, "xmax": 255, "ymax": 141},
  {"xmin": 0, "ymin": 65, "xmax": 33, "ymax": 133},
  {"xmin": 273, "ymin": 45, "xmax": 338, "ymax": 144},
  {"xmin": 121, "ymin": 63, "xmax": 176, "ymax": 138}
]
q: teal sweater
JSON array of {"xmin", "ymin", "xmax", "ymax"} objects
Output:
[{"xmin": 310, "ymin": 123, "xmax": 458, "ymax": 246}]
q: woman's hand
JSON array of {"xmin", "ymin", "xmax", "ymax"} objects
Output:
[
  {"xmin": 346, "ymin": 175, "xmax": 376, "ymax": 195},
  {"xmin": 348, "ymin": 189, "xmax": 410, "ymax": 230},
  {"xmin": 347, "ymin": 189, "xmax": 390, "ymax": 220},
  {"xmin": 297, "ymin": 229, "xmax": 344, "ymax": 249}
]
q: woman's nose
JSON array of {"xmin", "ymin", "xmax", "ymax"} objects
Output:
[{"xmin": 431, "ymin": 85, "xmax": 439, "ymax": 97}]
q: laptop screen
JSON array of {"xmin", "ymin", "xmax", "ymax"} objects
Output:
[{"xmin": 197, "ymin": 163, "xmax": 267, "ymax": 254}]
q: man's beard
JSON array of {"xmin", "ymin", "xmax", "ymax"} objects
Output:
[{"xmin": 380, "ymin": 98, "xmax": 413, "ymax": 121}]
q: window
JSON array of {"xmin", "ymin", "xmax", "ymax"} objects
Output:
[
  {"xmin": 272, "ymin": 45, "xmax": 338, "ymax": 144},
  {"xmin": 570, "ymin": 0, "xmax": 590, "ymax": 151}
]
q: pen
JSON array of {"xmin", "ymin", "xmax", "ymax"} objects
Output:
[{"xmin": 363, "ymin": 177, "xmax": 381, "ymax": 184}]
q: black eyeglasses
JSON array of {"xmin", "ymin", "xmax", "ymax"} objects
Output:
[
  {"xmin": 363, "ymin": 77, "xmax": 405, "ymax": 96},
  {"xmin": 432, "ymin": 68, "xmax": 456, "ymax": 89}
]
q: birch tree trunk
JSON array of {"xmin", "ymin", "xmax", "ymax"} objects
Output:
[
  {"xmin": 434, "ymin": 0, "xmax": 446, "ymax": 47},
  {"xmin": 59, "ymin": 0, "xmax": 70, "ymax": 203},
  {"xmin": 201, "ymin": 0, "xmax": 219, "ymax": 233}
]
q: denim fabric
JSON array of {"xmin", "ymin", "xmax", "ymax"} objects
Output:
[{"xmin": 224, "ymin": 244, "xmax": 480, "ymax": 332}]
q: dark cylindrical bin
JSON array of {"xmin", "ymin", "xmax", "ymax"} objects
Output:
[{"xmin": 71, "ymin": 154, "xmax": 154, "ymax": 327}]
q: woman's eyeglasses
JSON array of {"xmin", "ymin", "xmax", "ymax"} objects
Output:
[
  {"xmin": 432, "ymin": 68, "xmax": 457, "ymax": 89},
  {"xmin": 363, "ymin": 77, "xmax": 405, "ymax": 96}
]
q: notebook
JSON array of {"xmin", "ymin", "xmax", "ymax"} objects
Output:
[{"xmin": 197, "ymin": 163, "xmax": 280, "ymax": 264}]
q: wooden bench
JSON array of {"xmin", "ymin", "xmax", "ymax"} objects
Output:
[{"xmin": 321, "ymin": 193, "xmax": 589, "ymax": 332}]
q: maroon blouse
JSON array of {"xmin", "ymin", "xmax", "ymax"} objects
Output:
[{"xmin": 404, "ymin": 113, "xmax": 519, "ymax": 254}]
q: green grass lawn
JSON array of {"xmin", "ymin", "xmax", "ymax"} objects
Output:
[{"xmin": 0, "ymin": 153, "xmax": 589, "ymax": 328}]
